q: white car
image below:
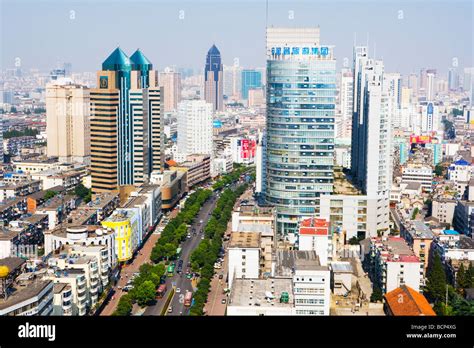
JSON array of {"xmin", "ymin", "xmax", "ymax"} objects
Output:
[{"xmin": 176, "ymin": 288, "xmax": 181, "ymax": 293}]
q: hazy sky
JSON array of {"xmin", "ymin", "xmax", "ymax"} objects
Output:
[{"xmin": 1, "ymin": 0, "xmax": 473, "ymax": 76}]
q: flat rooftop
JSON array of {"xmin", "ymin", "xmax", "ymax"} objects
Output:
[
  {"xmin": 408, "ymin": 221, "xmax": 435, "ymax": 239},
  {"xmin": 0, "ymin": 280, "xmax": 52, "ymax": 312},
  {"xmin": 236, "ymin": 204, "xmax": 274, "ymax": 217},
  {"xmin": 229, "ymin": 278, "xmax": 293, "ymax": 308},
  {"xmin": 229, "ymin": 232, "xmax": 260, "ymax": 248},
  {"xmin": 237, "ymin": 223, "xmax": 273, "ymax": 236},
  {"xmin": 275, "ymin": 250, "xmax": 327, "ymax": 277},
  {"xmin": 0, "ymin": 257, "xmax": 26, "ymax": 273},
  {"xmin": 330, "ymin": 261, "xmax": 353, "ymax": 274},
  {"xmin": 371, "ymin": 237, "xmax": 419, "ymax": 263}
]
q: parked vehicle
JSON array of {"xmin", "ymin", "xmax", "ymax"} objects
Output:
[
  {"xmin": 184, "ymin": 291, "xmax": 193, "ymax": 307},
  {"xmin": 156, "ymin": 284, "xmax": 167, "ymax": 299}
]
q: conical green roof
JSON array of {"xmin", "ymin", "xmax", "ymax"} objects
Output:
[
  {"xmin": 130, "ymin": 49, "xmax": 153, "ymax": 70},
  {"xmin": 102, "ymin": 47, "xmax": 131, "ymax": 71}
]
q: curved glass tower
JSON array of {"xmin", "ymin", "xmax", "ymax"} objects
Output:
[{"xmin": 265, "ymin": 28, "xmax": 337, "ymax": 237}]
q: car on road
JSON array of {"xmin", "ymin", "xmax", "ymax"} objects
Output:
[
  {"xmin": 186, "ymin": 273, "xmax": 193, "ymax": 279},
  {"xmin": 199, "ymin": 220, "xmax": 203, "ymax": 224},
  {"xmin": 176, "ymin": 288, "xmax": 181, "ymax": 293},
  {"xmin": 218, "ymin": 274, "xmax": 224, "ymax": 279},
  {"xmin": 168, "ymin": 306, "xmax": 173, "ymax": 313},
  {"xmin": 201, "ymin": 235, "xmax": 205, "ymax": 240},
  {"xmin": 122, "ymin": 285, "xmax": 133, "ymax": 292},
  {"xmin": 187, "ymin": 234, "xmax": 191, "ymax": 239},
  {"xmin": 214, "ymin": 263, "xmax": 222, "ymax": 269},
  {"xmin": 221, "ymin": 299, "xmax": 227, "ymax": 304}
]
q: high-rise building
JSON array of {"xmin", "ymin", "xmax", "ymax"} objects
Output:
[
  {"xmin": 350, "ymin": 47, "xmax": 392, "ymax": 235},
  {"xmin": 0, "ymin": 116, "xmax": 3, "ymax": 164},
  {"xmin": 90, "ymin": 48, "xmax": 163, "ymax": 193},
  {"xmin": 338, "ymin": 68, "xmax": 353, "ymax": 139},
  {"xmin": 265, "ymin": 27, "xmax": 336, "ymax": 236},
  {"xmin": 421, "ymin": 102, "xmax": 441, "ymax": 133},
  {"xmin": 241, "ymin": 69, "xmax": 262, "ymax": 99},
  {"xmin": 159, "ymin": 67, "xmax": 182, "ymax": 112},
  {"xmin": 177, "ymin": 100, "xmax": 213, "ymax": 157},
  {"xmin": 223, "ymin": 64, "xmax": 242, "ymax": 100},
  {"xmin": 426, "ymin": 72, "xmax": 436, "ymax": 101},
  {"xmin": 407, "ymin": 73, "xmax": 418, "ymax": 99},
  {"xmin": 204, "ymin": 44, "xmax": 224, "ymax": 112},
  {"xmin": 448, "ymin": 67, "xmax": 459, "ymax": 91},
  {"xmin": 46, "ymin": 79, "xmax": 90, "ymax": 164}
]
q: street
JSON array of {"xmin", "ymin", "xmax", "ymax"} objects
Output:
[
  {"xmin": 144, "ymin": 192, "xmax": 218, "ymax": 316},
  {"xmin": 100, "ymin": 209, "xmax": 179, "ymax": 316},
  {"xmin": 203, "ymin": 186, "xmax": 253, "ymax": 315}
]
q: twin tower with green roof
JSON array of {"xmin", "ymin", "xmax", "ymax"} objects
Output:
[{"xmin": 90, "ymin": 48, "xmax": 164, "ymax": 193}]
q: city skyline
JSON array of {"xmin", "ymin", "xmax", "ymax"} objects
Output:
[{"xmin": 1, "ymin": 0, "xmax": 472, "ymax": 76}]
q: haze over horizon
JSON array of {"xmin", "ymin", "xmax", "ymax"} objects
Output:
[{"xmin": 1, "ymin": 0, "xmax": 472, "ymax": 76}]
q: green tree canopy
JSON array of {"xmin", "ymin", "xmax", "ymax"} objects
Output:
[
  {"xmin": 425, "ymin": 253, "xmax": 447, "ymax": 303},
  {"xmin": 134, "ymin": 280, "xmax": 156, "ymax": 307}
]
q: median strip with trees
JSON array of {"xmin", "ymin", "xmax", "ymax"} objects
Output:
[{"xmin": 189, "ymin": 183, "xmax": 249, "ymax": 316}]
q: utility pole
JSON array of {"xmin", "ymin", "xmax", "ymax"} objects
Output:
[{"xmin": 445, "ymin": 284, "xmax": 448, "ymax": 308}]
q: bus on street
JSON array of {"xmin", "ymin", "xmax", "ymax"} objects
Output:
[
  {"xmin": 184, "ymin": 291, "xmax": 193, "ymax": 307},
  {"xmin": 167, "ymin": 264, "xmax": 175, "ymax": 276},
  {"xmin": 156, "ymin": 284, "xmax": 167, "ymax": 299}
]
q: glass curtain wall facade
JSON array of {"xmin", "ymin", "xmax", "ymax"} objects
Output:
[{"xmin": 266, "ymin": 54, "xmax": 336, "ymax": 236}]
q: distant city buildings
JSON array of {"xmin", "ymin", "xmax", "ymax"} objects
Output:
[
  {"xmin": 241, "ymin": 69, "xmax": 262, "ymax": 100},
  {"xmin": 159, "ymin": 67, "xmax": 182, "ymax": 112}
]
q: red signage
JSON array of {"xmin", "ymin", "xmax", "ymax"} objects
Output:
[{"xmin": 410, "ymin": 135, "xmax": 432, "ymax": 144}]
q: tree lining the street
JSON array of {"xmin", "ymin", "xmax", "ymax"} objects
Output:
[
  {"xmin": 112, "ymin": 263, "xmax": 166, "ymax": 315},
  {"xmin": 150, "ymin": 189, "xmax": 212, "ymax": 263},
  {"xmin": 189, "ymin": 183, "xmax": 249, "ymax": 316}
]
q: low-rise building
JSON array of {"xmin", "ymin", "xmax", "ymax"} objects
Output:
[
  {"xmin": 31, "ymin": 170, "xmax": 82, "ymax": 191},
  {"xmin": 228, "ymin": 232, "xmax": 260, "ymax": 288},
  {"xmin": 431, "ymin": 229, "xmax": 474, "ymax": 284},
  {"xmin": 432, "ymin": 198, "xmax": 457, "ymax": 226},
  {"xmin": 384, "ymin": 285, "xmax": 436, "ymax": 316},
  {"xmin": 151, "ymin": 170, "xmax": 187, "ymax": 210},
  {"xmin": 44, "ymin": 225, "xmax": 116, "ymax": 268},
  {"xmin": 368, "ymin": 237, "xmax": 424, "ymax": 293},
  {"xmin": 453, "ymin": 200, "xmax": 474, "ymax": 237},
  {"xmin": 227, "ymin": 278, "xmax": 294, "ymax": 316},
  {"xmin": 274, "ymin": 250, "xmax": 331, "ymax": 316},
  {"xmin": 102, "ymin": 210, "xmax": 139, "ymax": 263},
  {"xmin": 401, "ymin": 164, "xmax": 433, "ymax": 192},
  {"xmin": 0, "ymin": 257, "xmax": 54, "ymax": 316},
  {"xmin": 330, "ymin": 261, "xmax": 353, "ymax": 296},
  {"xmin": 298, "ymin": 218, "xmax": 331, "ymax": 266},
  {"xmin": 0, "ymin": 180, "xmax": 41, "ymax": 202},
  {"xmin": 235, "ymin": 223, "xmax": 274, "ymax": 276},
  {"xmin": 171, "ymin": 154, "xmax": 211, "ymax": 189},
  {"xmin": 400, "ymin": 220, "xmax": 434, "ymax": 271}
]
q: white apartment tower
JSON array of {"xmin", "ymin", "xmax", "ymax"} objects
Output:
[
  {"xmin": 350, "ymin": 47, "xmax": 392, "ymax": 236},
  {"xmin": 338, "ymin": 68, "xmax": 354, "ymax": 140},
  {"xmin": 177, "ymin": 100, "xmax": 213, "ymax": 157}
]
